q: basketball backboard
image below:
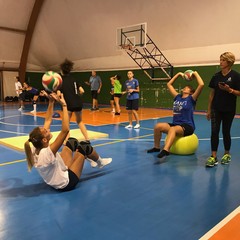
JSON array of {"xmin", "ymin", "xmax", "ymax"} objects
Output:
[{"xmin": 116, "ymin": 23, "xmax": 147, "ymax": 50}]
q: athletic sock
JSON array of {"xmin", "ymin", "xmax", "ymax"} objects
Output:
[
  {"xmin": 95, "ymin": 156, "xmax": 100, "ymax": 163},
  {"xmin": 32, "ymin": 103, "xmax": 36, "ymax": 112}
]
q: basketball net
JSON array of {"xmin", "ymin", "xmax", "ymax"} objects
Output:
[{"xmin": 121, "ymin": 44, "xmax": 134, "ymax": 50}]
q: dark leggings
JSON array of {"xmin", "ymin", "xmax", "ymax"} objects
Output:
[{"xmin": 211, "ymin": 109, "xmax": 235, "ymax": 152}]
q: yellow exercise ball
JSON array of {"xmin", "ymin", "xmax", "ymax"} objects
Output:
[{"xmin": 165, "ymin": 134, "xmax": 199, "ymax": 155}]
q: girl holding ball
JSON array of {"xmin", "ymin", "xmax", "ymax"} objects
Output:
[{"xmin": 147, "ymin": 71, "xmax": 204, "ymax": 159}]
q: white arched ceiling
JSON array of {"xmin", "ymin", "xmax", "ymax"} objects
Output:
[{"xmin": 1, "ymin": 0, "xmax": 240, "ymax": 72}]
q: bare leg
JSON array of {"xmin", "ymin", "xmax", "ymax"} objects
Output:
[
  {"xmin": 63, "ymin": 112, "xmax": 73, "ymax": 145},
  {"xmin": 69, "ymin": 152, "xmax": 85, "ymax": 179},
  {"xmin": 132, "ymin": 110, "xmax": 139, "ymax": 124},
  {"xmin": 114, "ymin": 97, "xmax": 121, "ymax": 113},
  {"xmin": 164, "ymin": 126, "xmax": 184, "ymax": 151},
  {"xmin": 128, "ymin": 110, "xmax": 133, "ymax": 125},
  {"xmin": 60, "ymin": 146, "xmax": 85, "ymax": 179},
  {"xmin": 211, "ymin": 151, "xmax": 217, "ymax": 158},
  {"xmin": 92, "ymin": 98, "xmax": 99, "ymax": 109},
  {"xmin": 110, "ymin": 99, "xmax": 115, "ymax": 112},
  {"xmin": 31, "ymin": 95, "xmax": 39, "ymax": 113},
  {"xmin": 95, "ymin": 99, "xmax": 99, "ymax": 108},
  {"xmin": 157, "ymin": 125, "xmax": 184, "ymax": 158},
  {"xmin": 87, "ymin": 149, "xmax": 99, "ymax": 161},
  {"xmin": 153, "ymin": 123, "xmax": 170, "ymax": 148},
  {"xmin": 74, "ymin": 111, "xmax": 89, "ymax": 141},
  {"xmin": 18, "ymin": 92, "xmax": 24, "ymax": 109},
  {"xmin": 19, "ymin": 100, "xmax": 24, "ymax": 108},
  {"xmin": 60, "ymin": 146, "xmax": 74, "ymax": 167}
]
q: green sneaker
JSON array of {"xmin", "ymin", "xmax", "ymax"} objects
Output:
[
  {"xmin": 221, "ymin": 154, "xmax": 231, "ymax": 165},
  {"xmin": 205, "ymin": 156, "xmax": 218, "ymax": 167}
]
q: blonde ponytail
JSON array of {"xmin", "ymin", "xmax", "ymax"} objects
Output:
[
  {"xmin": 24, "ymin": 140, "xmax": 34, "ymax": 171},
  {"xmin": 25, "ymin": 127, "xmax": 43, "ymax": 171}
]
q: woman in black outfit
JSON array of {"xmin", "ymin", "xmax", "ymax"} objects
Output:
[{"xmin": 206, "ymin": 52, "xmax": 240, "ymax": 167}]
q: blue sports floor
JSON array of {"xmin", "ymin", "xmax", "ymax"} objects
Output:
[{"xmin": 0, "ymin": 102, "xmax": 240, "ymax": 240}]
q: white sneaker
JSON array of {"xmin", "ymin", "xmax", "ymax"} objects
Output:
[
  {"xmin": 134, "ymin": 124, "xmax": 140, "ymax": 129},
  {"xmin": 30, "ymin": 110, "xmax": 36, "ymax": 114},
  {"xmin": 96, "ymin": 158, "xmax": 112, "ymax": 168},
  {"xmin": 86, "ymin": 158, "xmax": 98, "ymax": 168},
  {"xmin": 112, "ymin": 109, "xmax": 115, "ymax": 113},
  {"xmin": 18, "ymin": 107, "xmax": 23, "ymax": 111},
  {"xmin": 125, "ymin": 124, "xmax": 133, "ymax": 129}
]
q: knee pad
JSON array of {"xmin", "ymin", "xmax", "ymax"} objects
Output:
[
  {"xmin": 66, "ymin": 137, "xmax": 79, "ymax": 152},
  {"xmin": 77, "ymin": 141, "xmax": 93, "ymax": 156}
]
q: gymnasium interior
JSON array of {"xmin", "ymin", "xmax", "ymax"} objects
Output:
[{"xmin": 1, "ymin": 1, "xmax": 240, "ymax": 239}]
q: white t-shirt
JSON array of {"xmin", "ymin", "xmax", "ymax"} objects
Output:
[
  {"xmin": 32, "ymin": 146, "xmax": 69, "ymax": 189},
  {"xmin": 15, "ymin": 81, "xmax": 22, "ymax": 96}
]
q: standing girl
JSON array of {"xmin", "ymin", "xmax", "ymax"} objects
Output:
[
  {"xmin": 60, "ymin": 59, "xmax": 89, "ymax": 141},
  {"xmin": 123, "ymin": 71, "xmax": 140, "ymax": 129},
  {"xmin": 110, "ymin": 74, "xmax": 122, "ymax": 115}
]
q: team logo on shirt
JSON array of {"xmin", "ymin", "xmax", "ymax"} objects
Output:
[
  {"xmin": 226, "ymin": 77, "xmax": 232, "ymax": 83},
  {"xmin": 173, "ymin": 100, "xmax": 187, "ymax": 113}
]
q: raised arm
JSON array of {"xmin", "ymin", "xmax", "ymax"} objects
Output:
[
  {"xmin": 43, "ymin": 91, "xmax": 55, "ymax": 129},
  {"xmin": 49, "ymin": 92, "xmax": 69, "ymax": 154},
  {"xmin": 191, "ymin": 71, "xmax": 204, "ymax": 101},
  {"xmin": 110, "ymin": 76, "xmax": 116, "ymax": 86},
  {"xmin": 167, "ymin": 72, "xmax": 184, "ymax": 97}
]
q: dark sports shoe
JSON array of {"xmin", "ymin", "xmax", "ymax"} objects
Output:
[
  {"xmin": 157, "ymin": 150, "xmax": 170, "ymax": 158},
  {"xmin": 147, "ymin": 147, "xmax": 160, "ymax": 153}
]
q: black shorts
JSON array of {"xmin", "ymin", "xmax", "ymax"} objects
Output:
[
  {"xmin": 168, "ymin": 123, "xmax": 194, "ymax": 136},
  {"xmin": 114, "ymin": 93, "xmax": 122, "ymax": 98},
  {"xmin": 59, "ymin": 169, "xmax": 79, "ymax": 192},
  {"xmin": 67, "ymin": 106, "xmax": 82, "ymax": 112},
  {"xmin": 19, "ymin": 91, "xmax": 35, "ymax": 101},
  {"xmin": 110, "ymin": 94, "xmax": 114, "ymax": 101},
  {"xmin": 126, "ymin": 99, "xmax": 139, "ymax": 110},
  {"xmin": 91, "ymin": 90, "xmax": 98, "ymax": 99}
]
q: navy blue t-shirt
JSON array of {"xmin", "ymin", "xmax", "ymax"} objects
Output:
[{"xmin": 172, "ymin": 94, "xmax": 196, "ymax": 130}]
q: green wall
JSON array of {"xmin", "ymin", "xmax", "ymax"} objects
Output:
[{"xmin": 26, "ymin": 63, "xmax": 240, "ymax": 113}]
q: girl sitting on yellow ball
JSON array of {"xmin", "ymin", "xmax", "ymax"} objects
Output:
[{"xmin": 147, "ymin": 71, "xmax": 204, "ymax": 158}]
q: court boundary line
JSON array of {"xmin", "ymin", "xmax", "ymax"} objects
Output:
[
  {"xmin": 199, "ymin": 206, "xmax": 240, "ymax": 239},
  {"xmin": 0, "ymin": 133, "xmax": 153, "ymax": 167},
  {"xmin": 1, "ymin": 134, "xmax": 240, "ymax": 167}
]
